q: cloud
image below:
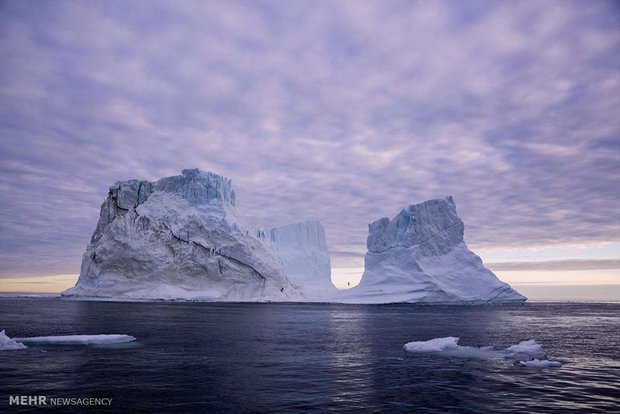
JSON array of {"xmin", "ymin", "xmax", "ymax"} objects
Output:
[
  {"xmin": 1, "ymin": 0, "xmax": 619, "ymax": 278},
  {"xmin": 488, "ymin": 259, "xmax": 620, "ymax": 272}
]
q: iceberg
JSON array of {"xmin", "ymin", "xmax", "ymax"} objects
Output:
[
  {"xmin": 257, "ymin": 220, "xmax": 337, "ymax": 299},
  {"xmin": 0, "ymin": 330, "xmax": 28, "ymax": 350},
  {"xmin": 403, "ymin": 337, "xmax": 561, "ymax": 367},
  {"xmin": 61, "ymin": 171, "xmax": 525, "ymax": 305},
  {"xmin": 62, "ymin": 169, "xmax": 305, "ymax": 302},
  {"xmin": 335, "ymin": 196, "xmax": 526, "ymax": 304}
]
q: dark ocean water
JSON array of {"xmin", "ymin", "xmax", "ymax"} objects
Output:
[{"xmin": 1, "ymin": 299, "xmax": 618, "ymax": 413}]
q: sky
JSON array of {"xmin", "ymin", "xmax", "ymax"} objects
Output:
[{"xmin": 0, "ymin": 0, "xmax": 619, "ymax": 298}]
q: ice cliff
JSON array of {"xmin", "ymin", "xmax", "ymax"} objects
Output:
[
  {"xmin": 257, "ymin": 220, "xmax": 336, "ymax": 299},
  {"xmin": 336, "ymin": 196, "xmax": 526, "ymax": 304},
  {"xmin": 62, "ymin": 169, "xmax": 305, "ymax": 301}
]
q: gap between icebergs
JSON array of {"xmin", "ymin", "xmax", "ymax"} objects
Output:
[
  {"xmin": 0, "ymin": 330, "xmax": 135, "ymax": 350},
  {"xmin": 403, "ymin": 337, "xmax": 562, "ymax": 367}
]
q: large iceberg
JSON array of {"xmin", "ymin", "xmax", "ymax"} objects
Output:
[
  {"xmin": 62, "ymin": 169, "xmax": 305, "ymax": 301},
  {"xmin": 62, "ymin": 171, "xmax": 524, "ymax": 304},
  {"xmin": 257, "ymin": 220, "xmax": 336, "ymax": 299},
  {"xmin": 336, "ymin": 196, "xmax": 526, "ymax": 304}
]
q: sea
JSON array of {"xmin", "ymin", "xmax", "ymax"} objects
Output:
[{"xmin": 1, "ymin": 298, "xmax": 618, "ymax": 413}]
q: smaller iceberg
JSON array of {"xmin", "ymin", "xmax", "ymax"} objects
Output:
[
  {"xmin": 14, "ymin": 334, "xmax": 136, "ymax": 346},
  {"xmin": 403, "ymin": 337, "xmax": 561, "ymax": 367},
  {"xmin": 0, "ymin": 330, "xmax": 28, "ymax": 350}
]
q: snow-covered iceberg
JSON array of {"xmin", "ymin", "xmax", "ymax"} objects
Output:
[
  {"xmin": 403, "ymin": 337, "xmax": 561, "ymax": 367},
  {"xmin": 257, "ymin": 220, "xmax": 336, "ymax": 299},
  {"xmin": 62, "ymin": 169, "xmax": 305, "ymax": 302},
  {"xmin": 336, "ymin": 196, "xmax": 526, "ymax": 304}
]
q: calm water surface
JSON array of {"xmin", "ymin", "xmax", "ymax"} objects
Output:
[{"xmin": 1, "ymin": 299, "xmax": 618, "ymax": 413}]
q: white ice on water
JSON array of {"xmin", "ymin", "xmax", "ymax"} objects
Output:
[
  {"xmin": 402, "ymin": 336, "xmax": 461, "ymax": 353},
  {"xmin": 403, "ymin": 337, "xmax": 561, "ymax": 367},
  {"xmin": 518, "ymin": 359, "xmax": 563, "ymax": 367},
  {"xmin": 0, "ymin": 330, "xmax": 136, "ymax": 350},
  {"xmin": 14, "ymin": 334, "xmax": 136, "ymax": 346},
  {"xmin": 0, "ymin": 330, "xmax": 28, "ymax": 350}
]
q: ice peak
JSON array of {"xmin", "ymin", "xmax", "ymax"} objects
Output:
[
  {"xmin": 107, "ymin": 169, "xmax": 236, "ymax": 211},
  {"xmin": 367, "ymin": 196, "xmax": 463, "ymax": 254},
  {"xmin": 155, "ymin": 169, "xmax": 236, "ymax": 207}
]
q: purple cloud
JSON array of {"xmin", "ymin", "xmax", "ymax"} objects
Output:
[{"xmin": 1, "ymin": 0, "xmax": 619, "ymax": 277}]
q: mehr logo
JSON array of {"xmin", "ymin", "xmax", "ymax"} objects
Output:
[
  {"xmin": 9, "ymin": 396, "xmax": 113, "ymax": 406},
  {"xmin": 9, "ymin": 396, "xmax": 46, "ymax": 406}
]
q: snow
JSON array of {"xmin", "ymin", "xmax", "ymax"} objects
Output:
[
  {"xmin": 258, "ymin": 220, "xmax": 337, "ymax": 299},
  {"xmin": 62, "ymin": 169, "xmax": 304, "ymax": 302},
  {"xmin": 0, "ymin": 330, "xmax": 27, "ymax": 350},
  {"xmin": 14, "ymin": 334, "xmax": 136, "ymax": 346},
  {"xmin": 335, "ymin": 196, "xmax": 526, "ymax": 304},
  {"xmin": 403, "ymin": 337, "xmax": 561, "ymax": 367}
]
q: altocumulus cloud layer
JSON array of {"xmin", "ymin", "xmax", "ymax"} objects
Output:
[{"xmin": 0, "ymin": 0, "xmax": 619, "ymax": 277}]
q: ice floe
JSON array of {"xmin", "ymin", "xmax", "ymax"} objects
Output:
[
  {"xmin": 518, "ymin": 359, "xmax": 562, "ymax": 367},
  {"xmin": 404, "ymin": 337, "xmax": 561, "ymax": 367},
  {"xmin": 0, "ymin": 330, "xmax": 28, "ymax": 350},
  {"xmin": 14, "ymin": 334, "xmax": 136, "ymax": 346},
  {"xmin": 1, "ymin": 330, "xmax": 136, "ymax": 350}
]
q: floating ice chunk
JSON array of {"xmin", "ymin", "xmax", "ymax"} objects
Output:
[
  {"xmin": 506, "ymin": 339, "xmax": 546, "ymax": 361},
  {"xmin": 0, "ymin": 330, "xmax": 27, "ymax": 350},
  {"xmin": 518, "ymin": 359, "xmax": 562, "ymax": 368},
  {"xmin": 403, "ymin": 337, "xmax": 559, "ymax": 367},
  {"xmin": 13, "ymin": 334, "xmax": 136, "ymax": 346},
  {"xmin": 404, "ymin": 337, "xmax": 504, "ymax": 359},
  {"xmin": 403, "ymin": 337, "xmax": 459, "ymax": 352}
]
